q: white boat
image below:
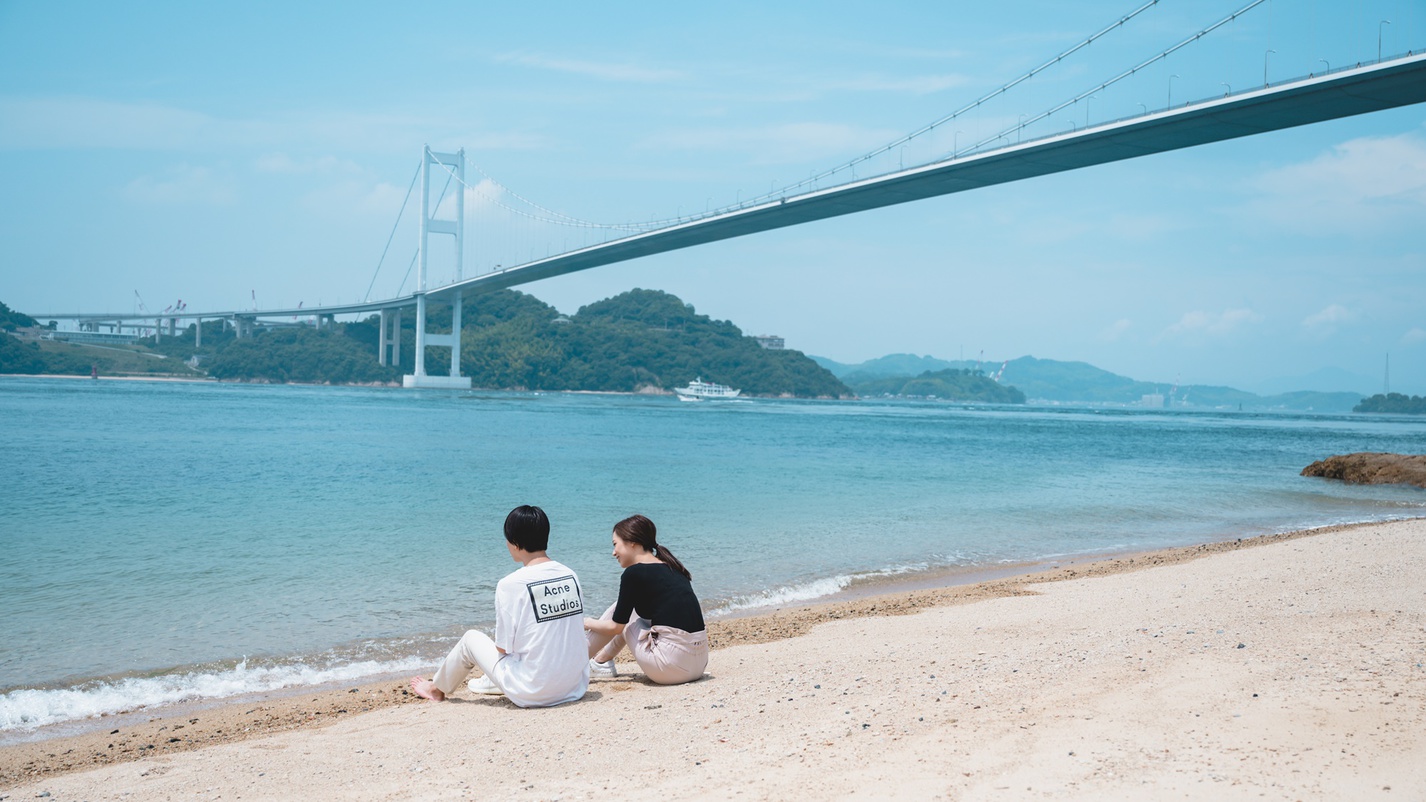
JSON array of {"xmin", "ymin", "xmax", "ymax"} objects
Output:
[{"xmin": 674, "ymin": 377, "xmax": 741, "ymax": 401}]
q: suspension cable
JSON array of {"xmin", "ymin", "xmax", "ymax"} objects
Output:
[
  {"xmin": 963, "ymin": 0, "xmax": 1269, "ymax": 156},
  {"xmin": 363, "ymin": 160, "xmax": 421, "ymax": 302},
  {"xmin": 419, "ymin": 0, "xmax": 1267, "ymax": 249},
  {"xmin": 731, "ymin": 0, "xmax": 1166, "ymax": 209}
]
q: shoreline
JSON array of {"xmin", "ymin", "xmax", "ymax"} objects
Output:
[{"xmin": 0, "ymin": 517, "xmax": 1396, "ymax": 788}]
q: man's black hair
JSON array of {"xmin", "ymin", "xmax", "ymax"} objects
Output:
[{"xmin": 504, "ymin": 505, "xmax": 550, "ymax": 552}]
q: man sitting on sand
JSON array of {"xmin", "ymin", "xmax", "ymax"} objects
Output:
[{"xmin": 410, "ymin": 505, "xmax": 590, "ymax": 707}]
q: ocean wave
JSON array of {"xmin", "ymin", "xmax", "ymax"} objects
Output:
[
  {"xmin": 0, "ymin": 655, "xmax": 429, "ymax": 732},
  {"xmin": 707, "ymin": 563, "xmax": 928, "ymax": 617}
]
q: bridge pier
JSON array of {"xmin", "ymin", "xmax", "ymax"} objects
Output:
[
  {"xmin": 194, "ymin": 318, "xmax": 201, "ymax": 347},
  {"xmin": 378, "ymin": 308, "xmax": 401, "ymax": 367},
  {"xmin": 403, "ymin": 145, "xmax": 470, "ymax": 390}
]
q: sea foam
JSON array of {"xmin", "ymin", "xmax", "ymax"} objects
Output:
[
  {"xmin": 708, "ymin": 563, "xmax": 928, "ymax": 617},
  {"xmin": 0, "ymin": 655, "xmax": 428, "ymax": 732}
]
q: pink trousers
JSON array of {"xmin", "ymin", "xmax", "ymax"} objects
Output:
[{"xmin": 588, "ymin": 603, "xmax": 708, "ymax": 685}]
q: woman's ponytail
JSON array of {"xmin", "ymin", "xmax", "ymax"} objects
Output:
[
  {"xmin": 652, "ymin": 543, "xmax": 691, "ymax": 582},
  {"xmin": 614, "ymin": 514, "xmax": 692, "ymax": 581}
]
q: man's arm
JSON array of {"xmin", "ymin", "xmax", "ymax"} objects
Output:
[{"xmin": 494, "ymin": 576, "xmax": 519, "ymax": 655}]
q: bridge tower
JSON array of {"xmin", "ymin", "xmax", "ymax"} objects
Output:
[{"xmin": 403, "ymin": 145, "xmax": 472, "ymax": 389}]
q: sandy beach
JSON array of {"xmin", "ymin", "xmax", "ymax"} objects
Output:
[{"xmin": 4, "ymin": 519, "xmax": 1423, "ymax": 800}]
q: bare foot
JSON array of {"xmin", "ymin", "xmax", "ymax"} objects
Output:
[{"xmin": 409, "ymin": 676, "xmax": 445, "ymax": 701}]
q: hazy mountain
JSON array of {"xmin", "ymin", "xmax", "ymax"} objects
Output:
[
  {"xmin": 818, "ymin": 353, "xmax": 1367, "ymax": 412},
  {"xmin": 1250, "ymin": 366, "xmax": 1378, "ymax": 396},
  {"xmin": 810, "ymin": 353, "xmax": 957, "ymax": 380}
]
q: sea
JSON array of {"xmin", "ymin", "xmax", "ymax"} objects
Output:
[{"xmin": 3, "ymin": 376, "xmax": 1425, "ymax": 736}]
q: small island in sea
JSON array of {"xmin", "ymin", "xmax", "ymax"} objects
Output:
[{"xmin": 1354, "ymin": 393, "xmax": 1426, "ymax": 414}]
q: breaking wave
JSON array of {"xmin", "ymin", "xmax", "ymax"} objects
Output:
[
  {"xmin": 0, "ymin": 655, "xmax": 428, "ymax": 732},
  {"xmin": 707, "ymin": 563, "xmax": 929, "ymax": 617}
]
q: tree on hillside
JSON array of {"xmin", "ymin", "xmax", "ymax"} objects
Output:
[
  {"xmin": 0, "ymin": 302, "xmax": 39, "ymax": 331},
  {"xmin": 1354, "ymin": 393, "xmax": 1426, "ymax": 414},
  {"xmin": 205, "ymin": 327, "xmax": 400, "ymax": 384},
  {"xmin": 458, "ymin": 289, "xmax": 848, "ymax": 397}
]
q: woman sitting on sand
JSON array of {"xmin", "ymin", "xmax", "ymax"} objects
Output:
[{"xmin": 583, "ymin": 514, "xmax": 708, "ymax": 685}]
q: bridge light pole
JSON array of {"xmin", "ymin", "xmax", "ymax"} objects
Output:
[
  {"xmin": 1137, "ymin": 102, "xmax": 1147, "ymax": 116},
  {"xmin": 1319, "ymin": 58, "xmax": 1330, "ymax": 74},
  {"xmin": 953, "ymin": 130, "xmax": 963, "ymax": 158},
  {"xmin": 1168, "ymin": 74, "xmax": 1179, "ymax": 108},
  {"xmin": 1017, "ymin": 114, "xmax": 1027, "ymax": 143},
  {"xmin": 1220, "ymin": 82, "xmax": 1231, "ymax": 97},
  {"xmin": 1264, "ymin": 49, "xmax": 1275, "ymax": 86},
  {"xmin": 1379, "ymin": 20, "xmax": 1391, "ymax": 61},
  {"xmin": 1086, "ymin": 95, "xmax": 1097, "ymax": 128}
]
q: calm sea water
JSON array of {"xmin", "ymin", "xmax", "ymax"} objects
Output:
[{"xmin": 3, "ymin": 376, "xmax": 1424, "ymax": 731}]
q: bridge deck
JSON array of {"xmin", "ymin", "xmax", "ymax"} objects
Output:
[{"xmin": 32, "ymin": 52, "xmax": 1426, "ymax": 323}]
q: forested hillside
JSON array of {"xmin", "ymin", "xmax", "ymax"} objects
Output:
[
  {"xmin": 1, "ymin": 291, "xmax": 848, "ymax": 397},
  {"xmin": 848, "ymin": 368, "xmax": 1025, "ymax": 403}
]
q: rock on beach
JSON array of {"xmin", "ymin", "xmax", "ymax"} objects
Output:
[{"xmin": 1301, "ymin": 452, "xmax": 1426, "ymax": 488}]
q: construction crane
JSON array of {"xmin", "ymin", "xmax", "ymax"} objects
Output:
[{"xmin": 133, "ymin": 290, "xmax": 152, "ymax": 338}]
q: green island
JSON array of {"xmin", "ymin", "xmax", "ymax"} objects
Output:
[
  {"xmin": 1, "ymin": 291, "xmax": 862, "ymax": 398},
  {"xmin": 848, "ymin": 368, "xmax": 1026, "ymax": 404},
  {"xmin": 1354, "ymin": 393, "xmax": 1426, "ymax": 414}
]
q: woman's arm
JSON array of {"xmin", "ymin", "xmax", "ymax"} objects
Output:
[{"xmin": 584, "ymin": 616, "xmax": 622, "ymax": 636}]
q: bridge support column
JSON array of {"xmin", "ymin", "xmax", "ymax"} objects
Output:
[
  {"xmin": 195, "ymin": 318, "xmax": 202, "ymax": 347},
  {"xmin": 403, "ymin": 144, "xmax": 470, "ymax": 390},
  {"xmin": 379, "ymin": 308, "xmax": 401, "ymax": 367}
]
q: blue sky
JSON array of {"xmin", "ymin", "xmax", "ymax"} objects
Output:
[{"xmin": 2, "ymin": 0, "xmax": 1423, "ymax": 394}]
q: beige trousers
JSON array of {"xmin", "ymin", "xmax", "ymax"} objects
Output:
[
  {"xmin": 587, "ymin": 603, "xmax": 708, "ymax": 685},
  {"xmin": 431, "ymin": 629, "xmax": 504, "ymax": 695}
]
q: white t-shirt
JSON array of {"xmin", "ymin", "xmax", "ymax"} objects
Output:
[{"xmin": 491, "ymin": 559, "xmax": 590, "ymax": 708}]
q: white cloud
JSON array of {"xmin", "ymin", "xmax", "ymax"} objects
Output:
[
  {"xmin": 1300, "ymin": 303, "xmax": 1355, "ymax": 334},
  {"xmin": 493, "ymin": 52, "xmax": 683, "ymax": 83},
  {"xmin": 301, "ymin": 177, "xmax": 428, "ymax": 220},
  {"xmin": 1099, "ymin": 318, "xmax": 1132, "ymax": 341},
  {"xmin": 1302, "ymin": 304, "xmax": 1353, "ymax": 327},
  {"xmin": 122, "ymin": 164, "xmax": 233, "ymax": 204},
  {"xmin": 426, "ymin": 178, "xmax": 506, "ymax": 220},
  {"xmin": 1246, "ymin": 130, "xmax": 1426, "ymax": 233},
  {"xmin": 1159, "ymin": 308, "xmax": 1261, "ymax": 341},
  {"xmin": 1401, "ymin": 328, "xmax": 1426, "ymax": 347}
]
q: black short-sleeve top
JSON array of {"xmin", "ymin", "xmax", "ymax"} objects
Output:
[{"xmin": 612, "ymin": 562, "xmax": 706, "ymax": 634}]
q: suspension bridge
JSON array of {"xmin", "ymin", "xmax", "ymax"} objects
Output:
[{"xmin": 29, "ymin": 1, "xmax": 1426, "ymax": 388}]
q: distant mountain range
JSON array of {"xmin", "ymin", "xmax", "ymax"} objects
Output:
[{"xmin": 811, "ymin": 353, "xmax": 1366, "ymax": 412}]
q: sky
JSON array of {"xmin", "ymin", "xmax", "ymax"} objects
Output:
[{"xmin": 1, "ymin": 0, "xmax": 1424, "ymax": 394}]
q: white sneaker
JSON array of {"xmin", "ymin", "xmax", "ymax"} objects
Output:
[
  {"xmin": 589, "ymin": 658, "xmax": 618, "ymax": 678},
  {"xmin": 467, "ymin": 674, "xmax": 504, "ymax": 695}
]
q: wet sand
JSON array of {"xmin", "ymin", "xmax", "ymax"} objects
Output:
[{"xmin": 3, "ymin": 519, "xmax": 1423, "ymax": 799}]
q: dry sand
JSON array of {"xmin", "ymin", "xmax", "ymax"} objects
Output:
[{"xmin": 3, "ymin": 519, "xmax": 1424, "ymax": 800}]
